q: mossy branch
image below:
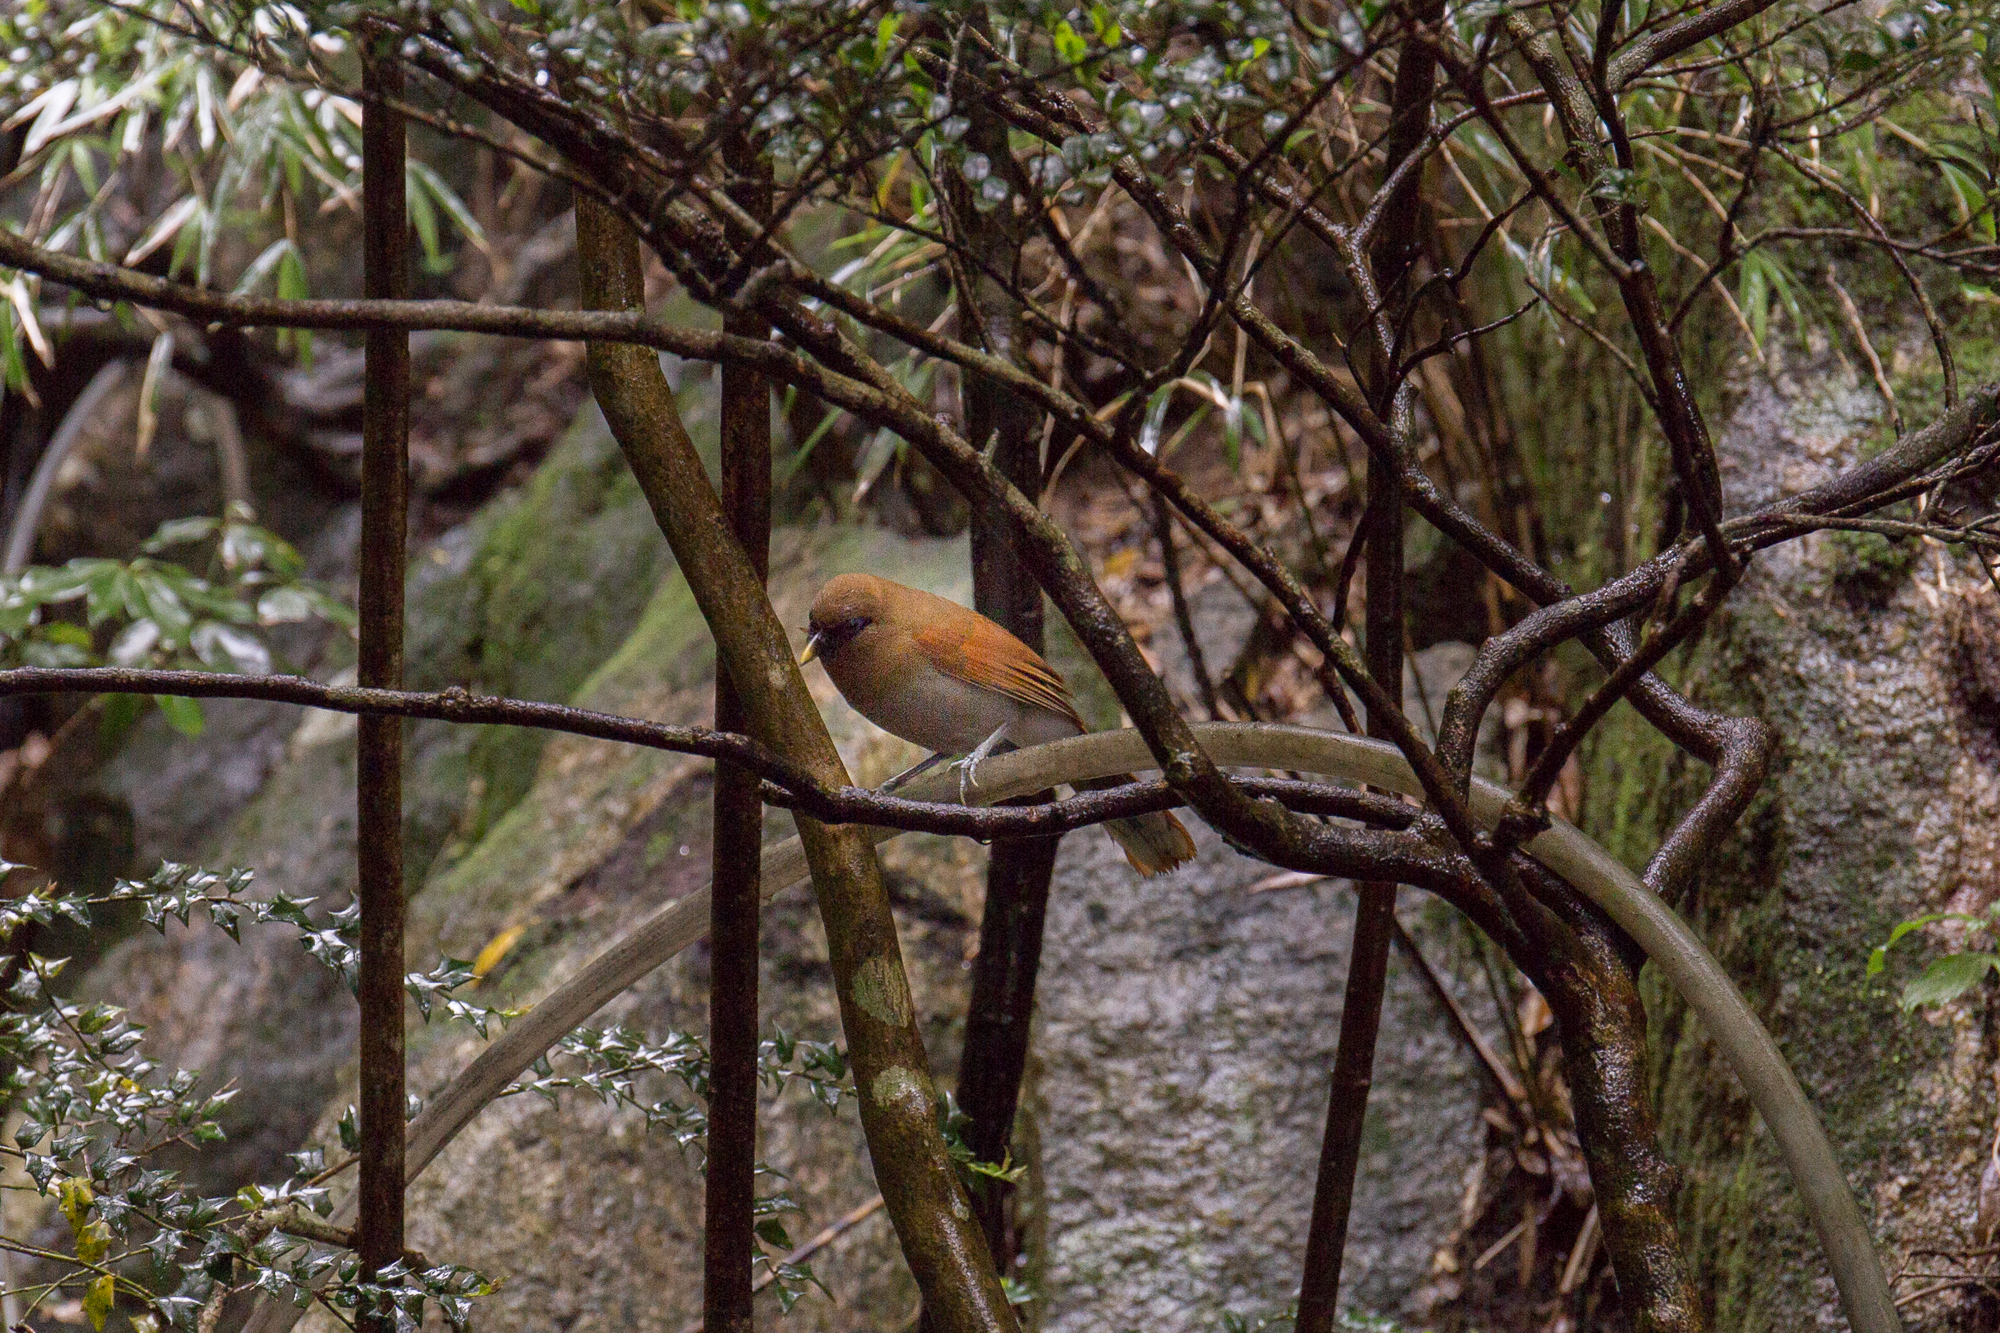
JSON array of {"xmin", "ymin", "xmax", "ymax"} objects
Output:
[{"xmin": 572, "ymin": 197, "xmax": 1018, "ymax": 1333}]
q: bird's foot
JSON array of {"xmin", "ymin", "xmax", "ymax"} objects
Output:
[{"xmin": 954, "ymin": 725, "xmax": 1011, "ymax": 805}]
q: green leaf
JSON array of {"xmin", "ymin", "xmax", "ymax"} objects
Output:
[
  {"xmin": 19, "ymin": 562, "xmax": 96, "ymax": 604},
  {"xmin": 59, "ymin": 1178, "xmax": 95, "ymax": 1231},
  {"xmin": 1140, "ymin": 382, "xmax": 1175, "ymax": 456},
  {"xmin": 131, "ymin": 572, "xmax": 194, "ymax": 638},
  {"xmin": 276, "ymin": 243, "xmax": 309, "ymax": 300},
  {"xmin": 232, "ymin": 238, "xmax": 301, "ymax": 297},
  {"xmin": 153, "ymin": 694, "xmax": 205, "ymax": 737},
  {"xmin": 191, "ymin": 622, "xmax": 272, "ymax": 675},
  {"xmin": 108, "ymin": 619, "xmax": 163, "ymax": 667},
  {"xmin": 0, "ymin": 298, "xmax": 26, "ymax": 394},
  {"xmin": 21, "ymin": 638, "xmax": 94, "ymax": 668},
  {"xmin": 301, "ymin": 587, "xmax": 358, "ymax": 629},
  {"xmin": 142, "ymin": 517, "xmax": 219, "ymax": 552},
  {"xmin": 1740, "ymin": 253, "xmax": 1769, "ymax": 346},
  {"xmin": 1901, "ymin": 952, "xmax": 1999, "ymax": 1009},
  {"xmin": 1883, "ymin": 913, "xmax": 1951, "ymax": 950},
  {"xmin": 256, "ymin": 586, "xmax": 314, "ymax": 623},
  {"xmin": 76, "ymin": 1217, "xmax": 111, "ymax": 1266},
  {"xmin": 99, "ymin": 691, "xmax": 144, "ymax": 741},
  {"xmin": 873, "ymin": 13, "xmax": 901, "ymax": 65},
  {"xmin": 407, "ymin": 173, "xmax": 442, "ymax": 271},
  {"xmin": 221, "ymin": 522, "xmax": 301, "ymax": 578},
  {"xmin": 1052, "ymin": 19, "xmax": 1087, "ymax": 64},
  {"xmin": 408, "ymin": 160, "xmax": 488, "ymax": 256}
]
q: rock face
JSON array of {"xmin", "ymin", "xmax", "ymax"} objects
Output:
[
  {"xmin": 70, "ymin": 400, "xmax": 1513, "ymax": 1331},
  {"xmin": 1030, "ymin": 833, "xmax": 1485, "ymax": 1330},
  {"xmin": 82, "ymin": 406, "xmax": 677, "ymax": 1191},
  {"xmin": 1633, "ymin": 369, "xmax": 2000, "ymax": 1330},
  {"xmin": 1031, "ymin": 606, "xmax": 1501, "ymax": 1330}
]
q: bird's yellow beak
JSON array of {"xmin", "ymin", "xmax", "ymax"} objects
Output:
[{"xmin": 798, "ymin": 631, "xmax": 823, "ymax": 666}]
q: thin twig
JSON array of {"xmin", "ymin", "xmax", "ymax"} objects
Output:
[{"xmin": 1825, "ymin": 265, "xmax": 1902, "ymax": 436}]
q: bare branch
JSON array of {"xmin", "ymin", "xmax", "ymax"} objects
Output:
[{"xmin": 1606, "ymin": 0, "xmax": 1787, "ymax": 88}]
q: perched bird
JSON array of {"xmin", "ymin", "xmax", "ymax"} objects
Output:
[{"xmin": 799, "ymin": 572, "xmax": 1197, "ymax": 877}]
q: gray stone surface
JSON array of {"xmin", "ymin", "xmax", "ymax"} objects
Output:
[
  {"xmin": 1030, "ymin": 592, "xmax": 1499, "ymax": 1330},
  {"xmin": 1031, "ymin": 831, "xmax": 1484, "ymax": 1331}
]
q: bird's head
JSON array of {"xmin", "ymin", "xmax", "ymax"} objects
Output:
[{"xmin": 800, "ymin": 572, "xmax": 891, "ymax": 665}]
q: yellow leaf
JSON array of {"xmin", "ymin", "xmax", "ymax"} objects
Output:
[
  {"xmin": 59, "ymin": 1179, "xmax": 94, "ymax": 1231},
  {"xmin": 83, "ymin": 1273, "xmax": 115, "ymax": 1330},
  {"xmin": 471, "ymin": 924, "xmax": 526, "ymax": 980},
  {"xmin": 76, "ymin": 1220, "xmax": 111, "ymax": 1265}
]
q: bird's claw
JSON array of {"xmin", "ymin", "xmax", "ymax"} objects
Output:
[{"xmin": 953, "ymin": 725, "xmax": 1009, "ymax": 806}]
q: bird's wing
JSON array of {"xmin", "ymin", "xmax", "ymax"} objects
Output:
[{"xmin": 912, "ymin": 615, "xmax": 1085, "ymax": 731}]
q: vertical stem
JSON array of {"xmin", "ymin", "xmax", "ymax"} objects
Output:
[
  {"xmin": 958, "ymin": 367, "xmax": 1059, "ymax": 1270},
  {"xmin": 953, "ymin": 41, "xmax": 1056, "ymax": 1276},
  {"xmin": 705, "ymin": 150, "xmax": 773, "ymax": 1333},
  {"xmin": 1151, "ymin": 494, "xmax": 1222, "ymax": 720},
  {"xmin": 1296, "ymin": 7, "xmax": 1436, "ymax": 1324},
  {"xmin": 1297, "ymin": 894, "xmax": 1399, "ymax": 1322},
  {"xmin": 957, "ymin": 828, "xmax": 1055, "ymax": 1256},
  {"xmin": 356, "ymin": 35, "xmax": 408, "ymax": 1333},
  {"xmin": 1517, "ymin": 863, "xmax": 1704, "ymax": 1333}
]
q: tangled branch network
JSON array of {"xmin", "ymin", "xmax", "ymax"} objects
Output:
[{"xmin": 0, "ymin": 666, "xmax": 1899, "ymax": 1333}]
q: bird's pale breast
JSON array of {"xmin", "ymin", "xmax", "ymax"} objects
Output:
[{"xmin": 825, "ymin": 631, "xmax": 1080, "ymax": 756}]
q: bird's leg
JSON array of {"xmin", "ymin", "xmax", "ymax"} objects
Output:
[
  {"xmin": 879, "ymin": 752, "xmax": 951, "ymax": 793},
  {"xmin": 954, "ymin": 724, "xmax": 1011, "ymax": 805}
]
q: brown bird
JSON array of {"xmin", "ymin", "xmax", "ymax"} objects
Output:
[{"xmin": 799, "ymin": 573, "xmax": 1197, "ymax": 877}]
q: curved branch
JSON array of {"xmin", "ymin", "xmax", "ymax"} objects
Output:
[
  {"xmin": 0, "ymin": 161, "xmax": 1574, "ymax": 858},
  {"xmin": 1439, "ymin": 381, "xmax": 2000, "ymax": 791},
  {"xmin": 1606, "ymin": 0, "xmax": 1786, "ymax": 88},
  {"xmin": 0, "ymin": 667, "xmax": 1424, "ymax": 850},
  {"xmin": 576, "ymin": 197, "xmax": 1017, "ymax": 1333},
  {"xmin": 2, "ymin": 361, "xmax": 130, "ymax": 574},
  {"xmin": 224, "ymin": 721, "xmax": 1901, "ymax": 1333}
]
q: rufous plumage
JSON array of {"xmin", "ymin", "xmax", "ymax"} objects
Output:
[{"xmin": 800, "ymin": 573, "xmax": 1196, "ymax": 877}]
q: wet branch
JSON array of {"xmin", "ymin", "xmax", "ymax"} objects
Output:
[
  {"xmin": 704, "ymin": 142, "xmax": 773, "ymax": 1333},
  {"xmin": 355, "ymin": 36, "xmax": 409, "ymax": 1333},
  {"xmin": 953, "ymin": 40, "xmax": 1062, "ymax": 1272}
]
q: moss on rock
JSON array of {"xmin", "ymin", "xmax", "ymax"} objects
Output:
[{"xmin": 1590, "ymin": 365, "xmax": 1999, "ymax": 1331}]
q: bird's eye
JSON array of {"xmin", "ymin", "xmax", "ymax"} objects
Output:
[{"xmin": 817, "ymin": 616, "xmax": 869, "ymax": 653}]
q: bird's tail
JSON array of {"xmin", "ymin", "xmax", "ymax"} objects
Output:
[{"xmin": 1078, "ymin": 774, "xmax": 1197, "ymax": 876}]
